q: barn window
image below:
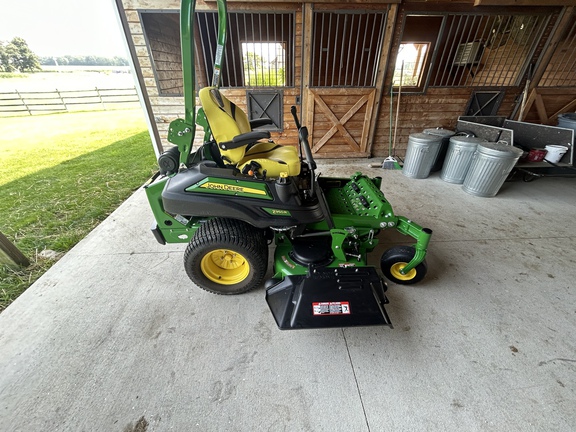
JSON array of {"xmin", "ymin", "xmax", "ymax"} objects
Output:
[
  {"xmin": 396, "ymin": 12, "xmax": 551, "ymax": 90},
  {"xmin": 196, "ymin": 12, "xmax": 295, "ymax": 88},
  {"xmin": 393, "ymin": 43, "xmax": 430, "ymax": 88},
  {"xmin": 393, "ymin": 15, "xmax": 443, "ymax": 92},
  {"xmin": 311, "ymin": 11, "xmax": 387, "ymax": 87},
  {"xmin": 241, "ymin": 43, "xmax": 286, "ymax": 87},
  {"xmin": 429, "ymin": 13, "xmax": 550, "ymax": 87}
]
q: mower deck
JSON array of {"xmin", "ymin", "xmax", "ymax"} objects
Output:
[{"xmin": 266, "ymin": 267, "xmax": 392, "ymax": 330}]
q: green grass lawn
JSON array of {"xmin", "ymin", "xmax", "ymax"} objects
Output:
[{"xmin": 0, "ymin": 109, "xmax": 158, "ymax": 311}]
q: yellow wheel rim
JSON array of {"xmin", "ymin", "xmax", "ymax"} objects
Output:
[
  {"xmin": 390, "ymin": 262, "xmax": 417, "ymax": 281},
  {"xmin": 200, "ymin": 249, "xmax": 250, "ymax": 285}
]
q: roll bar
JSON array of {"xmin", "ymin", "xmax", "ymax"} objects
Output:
[{"xmin": 169, "ymin": 0, "xmax": 228, "ymax": 167}]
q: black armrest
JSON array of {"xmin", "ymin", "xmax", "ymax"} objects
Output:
[
  {"xmin": 250, "ymin": 118, "xmax": 274, "ymax": 129},
  {"xmin": 219, "ymin": 130, "xmax": 271, "ymax": 150}
]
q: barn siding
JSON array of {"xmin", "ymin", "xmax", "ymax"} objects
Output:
[{"xmin": 372, "ymin": 88, "xmax": 521, "ymax": 158}]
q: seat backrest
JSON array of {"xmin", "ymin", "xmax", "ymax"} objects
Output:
[{"xmin": 198, "ymin": 87, "xmax": 251, "ymax": 164}]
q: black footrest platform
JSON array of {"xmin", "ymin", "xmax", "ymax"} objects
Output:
[{"xmin": 265, "ymin": 267, "xmax": 392, "ymax": 330}]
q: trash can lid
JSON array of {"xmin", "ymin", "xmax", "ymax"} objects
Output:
[
  {"xmin": 558, "ymin": 112, "xmax": 576, "ymax": 122},
  {"xmin": 423, "ymin": 128, "xmax": 455, "ymax": 137},
  {"xmin": 409, "ymin": 132, "xmax": 443, "ymax": 145},
  {"xmin": 478, "ymin": 142, "xmax": 524, "ymax": 158},
  {"xmin": 449, "ymin": 136, "xmax": 487, "ymax": 148}
]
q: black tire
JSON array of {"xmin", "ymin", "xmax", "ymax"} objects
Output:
[
  {"xmin": 184, "ymin": 218, "xmax": 268, "ymax": 295},
  {"xmin": 380, "ymin": 245, "xmax": 427, "ymax": 285}
]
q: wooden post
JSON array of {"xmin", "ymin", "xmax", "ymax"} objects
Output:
[
  {"xmin": 96, "ymin": 87, "xmax": 105, "ymax": 110},
  {"xmin": 367, "ymin": 3, "xmax": 398, "ymax": 156},
  {"xmin": 301, "ymin": 3, "xmax": 314, "ymax": 129},
  {"xmin": 56, "ymin": 88, "xmax": 68, "ymax": 111},
  {"xmin": 0, "ymin": 231, "xmax": 30, "ymax": 267},
  {"xmin": 15, "ymin": 90, "xmax": 31, "ymax": 116}
]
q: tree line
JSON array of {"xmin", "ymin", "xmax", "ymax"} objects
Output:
[
  {"xmin": 39, "ymin": 55, "xmax": 129, "ymax": 67},
  {"xmin": 1, "ymin": 37, "xmax": 129, "ymax": 73}
]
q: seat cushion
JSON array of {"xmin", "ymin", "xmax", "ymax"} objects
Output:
[{"xmin": 238, "ymin": 142, "xmax": 301, "ymax": 177}]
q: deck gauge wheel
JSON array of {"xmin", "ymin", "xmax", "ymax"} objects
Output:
[{"xmin": 380, "ymin": 245, "xmax": 427, "ymax": 285}]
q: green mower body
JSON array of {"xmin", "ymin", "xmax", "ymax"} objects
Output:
[{"xmin": 144, "ymin": 0, "xmax": 432, "ymax": 329}]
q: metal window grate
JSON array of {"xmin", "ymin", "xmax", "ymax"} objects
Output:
[
  {"xmin": 196, "ymin": 12, "xmax": 294, "ymax": 88},
  {"xmin": 540, "ymin": 14, "xmax": 576, "ymax": 87},
  {"xmin": 428, "ymin": 13, "xmax": 550, "ymax": 87},
  {"xmin": 311, "ymin": 11, "xmax": 387, "ymax": 87}
]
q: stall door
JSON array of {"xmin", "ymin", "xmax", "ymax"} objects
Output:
[{"xmin": 305, "ymin": 10, "xmax": 387, "ymax": 157}]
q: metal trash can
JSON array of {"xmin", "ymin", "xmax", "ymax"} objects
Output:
[
  {"xmin": 462, "ymin": 142, "xmax": 523, "ymax": 197},
  {"xmin": 423, "ymin": 128, "xmax": 455, "ymax": 172},
  {"xmin": 440, "ymin": 136, "xmax": 487, "ymax": 184},
  {"xmin": 402, "ymin": 133, "xmax": 443, "ymax": 179},
  {"xmin": 557, "ymin": 113, "xmax": 576, "ymax": 138}
]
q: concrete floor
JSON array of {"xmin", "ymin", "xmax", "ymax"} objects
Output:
[{"xmin": 1, "ymin": 163, "xmax": 575, "ymax": 431}]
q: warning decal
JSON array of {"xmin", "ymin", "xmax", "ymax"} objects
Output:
[{"xmin": 312, "ymin": 301, "xmax": 351, "ymax": 316}]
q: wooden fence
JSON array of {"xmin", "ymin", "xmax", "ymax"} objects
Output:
[{"xmin": 0, "ymin": 87, "xmax": 140, "ymax": 116}]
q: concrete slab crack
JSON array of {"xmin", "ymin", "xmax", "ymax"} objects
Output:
[{"xmin": 342, "ymin": 329, "xmax": 371, "ymax": 432}]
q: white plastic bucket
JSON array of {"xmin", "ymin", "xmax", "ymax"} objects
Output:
[{"xmin": 544, "ymin": 145, "xmax": 568, "ymax": 163}]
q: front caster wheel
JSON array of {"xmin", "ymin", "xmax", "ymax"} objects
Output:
[
  {"xmin": 184, "ymin": 218, "xmax": 268, "ymax": 295},
  {"xmin": 380, "ymin": 245, "xmax": 427, "ymax": 285}
]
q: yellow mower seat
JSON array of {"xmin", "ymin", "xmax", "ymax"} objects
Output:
[{"xmin": 198, "ymin": 87, "xmax": 300, "ymax": 177}]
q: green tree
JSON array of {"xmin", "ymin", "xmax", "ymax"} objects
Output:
[
  {"xmin": 242, "ymin": 51, "xmax": 285, "ymax": 87},
  {"xmin": 0, "ymin": 37, "xmax": 41, "ymax": 72},
  {"xmin": 0, "ymin": 42, "xmax": 15, "ymax": 72}
]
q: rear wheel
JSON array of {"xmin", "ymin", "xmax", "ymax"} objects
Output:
[
  {"xmin": 184, "ymin": 218, "xmax": 268, "ymax": 294},
  {"xmin": 380, "ymin": 245, "xmax": 427, "ymax": 285}
]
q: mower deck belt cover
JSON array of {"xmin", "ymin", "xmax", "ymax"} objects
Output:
[{"xmin": 266, "ymin": 267, "xmax": 392, "ymax": 330}]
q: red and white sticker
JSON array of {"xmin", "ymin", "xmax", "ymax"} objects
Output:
[{"xmin": 312, "ymin": 301, "xmax": 351, "ymax": 316}]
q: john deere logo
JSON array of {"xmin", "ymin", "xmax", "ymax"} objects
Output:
[{"xmin": 200, "ymin": 182, "xmax": 267, "ymax": 196}]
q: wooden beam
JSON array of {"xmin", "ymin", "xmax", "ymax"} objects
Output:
[
  {"xmin": 301, "ymin": 3, "xmax": 314, "ymax": 129},
  {"xmin": 0, "ymin": 232, "xmax": 29, "ymax": 267},
  {"xmin": 530, "ymin": 7, "xmax": 575, "ymax": 90},
  {"xmin": 549, "ymin": 98, "xmax": 576, "ymax": 124},
  {"xmin": 475, "ymin": 0, "xmax": 576, "ymax": 5},
  {"xmin": 518, "ymin": 88, "xmax": 537, "ymax": 121},
  {"xmin": 367, "ymin": 3, "xmax": 398, "ymax": 156},
  {"xmin": 534, "ymin": 92, "xmax": 549, "ymax": 124},
  {"xmin": 211, "ymin": 0, "xmax": 401, "ymax": 2}
]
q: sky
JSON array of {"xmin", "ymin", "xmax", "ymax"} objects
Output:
[{"xmin": 0, "ymin": 0, "xmax": 128, "ymax": 58}]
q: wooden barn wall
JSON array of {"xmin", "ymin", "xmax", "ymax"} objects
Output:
[
  {"xmin": 140, "ymin": 13, "xmax": 183, "ymax": 94},
  {"xmin": 122, "ymin": 0, "xmax": 183, "ymax": 147},
  {"xmin": 120, "ymin": 0, "xmax": 574, "ymax": 157},
  {"xmin": 371, "ymin": 88, "xmax": 520, "ymax": 158}
]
